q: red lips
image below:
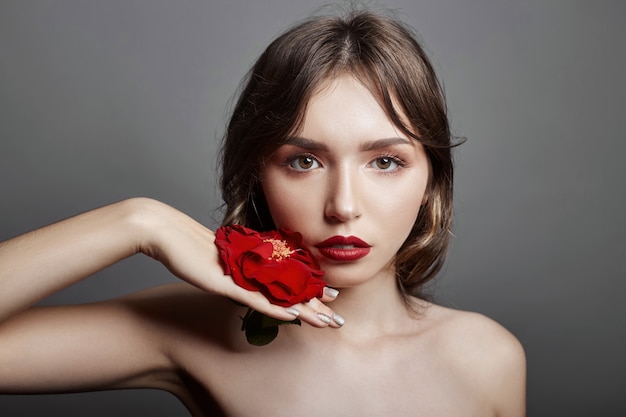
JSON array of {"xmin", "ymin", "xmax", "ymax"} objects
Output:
[{"xmin": 315, "ymin": 236, "xmax": 371, "ymax": 262}]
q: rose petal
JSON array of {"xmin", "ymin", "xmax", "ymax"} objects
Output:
[{"xmin": 214, "ymin": 225, "xmax": 325, "ymax": 307}]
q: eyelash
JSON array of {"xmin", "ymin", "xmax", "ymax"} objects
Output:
[{"xmin": 283, "ymin": 153, "xmax": 407, "ymax": 174}]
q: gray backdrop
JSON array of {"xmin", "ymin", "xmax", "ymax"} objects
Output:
[{"xmin": 1, "ymin": 0, "xmax": 624, "ymax": 416}]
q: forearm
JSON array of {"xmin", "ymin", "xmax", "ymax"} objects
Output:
[
  {"xmin": 0, "ymin": 196, "xmax": 340, "ymax": 330},
  {"xmin": 0, "ymin": 198, "xmax": 151, "ymax": 322}
]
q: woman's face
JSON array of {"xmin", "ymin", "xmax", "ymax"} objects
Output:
[{"xmin": 260, "ymin": 74, "xmax": 429, "ymax": 288}]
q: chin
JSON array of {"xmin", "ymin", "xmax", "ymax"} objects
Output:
[{"xmin": 321, "ymin": 264, "xmax": 388, "ymax": 289}]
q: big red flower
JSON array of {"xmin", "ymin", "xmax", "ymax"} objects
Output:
[{"xmin": 215, "ymin": 225, "xmax": 325, "ymax": 307}]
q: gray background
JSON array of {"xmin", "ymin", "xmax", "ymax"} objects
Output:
[{"xmin": 1, "ymin": 0, "xmax": 624, "ymax": 416}]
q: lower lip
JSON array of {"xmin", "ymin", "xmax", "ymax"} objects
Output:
[{"xmin": 316, "ymin": 247, "xmax": 371, "ymax": 262}]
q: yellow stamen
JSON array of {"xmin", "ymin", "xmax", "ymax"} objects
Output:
[{"xmin": 263, "ymin": 238, "xmax": 293, "ymax": 261}]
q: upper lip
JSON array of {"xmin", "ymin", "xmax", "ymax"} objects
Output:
[{"xmin": 315, "ymin": 235, "xmax": 371, "ymax": 248}]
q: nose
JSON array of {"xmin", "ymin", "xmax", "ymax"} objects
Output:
[{"xmin": 324, "ymin": 166, "xmax": 362, "ymax": 223}]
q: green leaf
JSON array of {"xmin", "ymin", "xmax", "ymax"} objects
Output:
[
  {"xmin": 241, "ymin": 309, "xmax": 301, "ymax": 346},
  {"xmin": 245, "ymin": 322, "xmax": 279, "ymax": 346}
]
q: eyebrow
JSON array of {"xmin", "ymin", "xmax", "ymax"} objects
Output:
[
  {"xmin": 283, "ymin": 136, "xmax": 412, "ymax": 152},
  {"xmin": 359, "ymin": 137, "xmax": 413, "ymax": 151},
  {"xmin": 283, "ymin": 136, "xmax": 329, "ymax": 151}
]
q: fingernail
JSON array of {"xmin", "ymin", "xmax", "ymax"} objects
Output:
[
  {"xmin": 324, "ymin": 287, "xmax": 339, "ymax": 298},
  {"xmin": 285, "ymin": 307, "xmax": 300, "ymax": 317},
  {"xmin": 316, "ymin": 312, "xmax": 332, "ymax": 324},
  {"xmin": 332, "ymin": 313, "xmax": 345, "ymax": 327}
]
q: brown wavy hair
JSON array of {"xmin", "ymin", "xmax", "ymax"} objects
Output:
[{"xmin": 220, "ymin": 9, "xmax": 457, "ymax": 300}]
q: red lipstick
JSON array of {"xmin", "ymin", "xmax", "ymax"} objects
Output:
[{"xmin": 315, "ymin": 236, "xmax": 371, "ymax": 262}]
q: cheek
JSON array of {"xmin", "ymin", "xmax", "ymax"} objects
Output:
[
  {"xmin": 385, "ymin": 192, "xmax": 423, "ymax": 231},
  {"xmin": 263, "ymin": 192, "xmax": 292, "ymax": 228},
  {"xmin": 261, "ymin": 175, "xmax": 318, "ymax": 231},
  {"xmin": 376, "ymin": 177, "xmax": 428, "ymax": 235}
]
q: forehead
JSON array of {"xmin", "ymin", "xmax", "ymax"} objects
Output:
[
  {"xmin": 296, "ymin": 74, "xmax": 411, "ymax": 141},
  {"xmin": 308, "ymin": 73, "xmax": 386, "ymax": 112}
]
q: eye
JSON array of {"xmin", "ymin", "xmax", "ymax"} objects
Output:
[
  {"xmin": 287, "ymin": 155, "xmax": 320, "ymax": 171},
  {"xmin": 370, "ymin": 156, "xmax": 402, "ymax": 171}
]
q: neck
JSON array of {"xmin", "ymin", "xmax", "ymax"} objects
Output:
[{"xmin": 300, "ymin": 270, "xmax": 426, "ymax": 343}]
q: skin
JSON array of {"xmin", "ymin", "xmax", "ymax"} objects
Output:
[
  {"xmin": 0, "ymin": 74, "xmax": 526, "ymax": 416},
  {"xmin": 262, "ymin": 74, "xmax": 428, "ymax": 295}
]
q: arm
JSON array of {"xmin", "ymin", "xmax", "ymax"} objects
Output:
[
  {"xmin": 0, "ymin": 197, "xmax": 338, "ymax": 394},
  {"xmin": 0, "ymin": 197, "xmax": 335, "ymax": 325},
  {"xmin": 0, "ymin": 198, "xmax": 142, "ymax": 323},
  {"xmin": 0, "ymin": 198, "xmax": 174, "ymax": 393}
]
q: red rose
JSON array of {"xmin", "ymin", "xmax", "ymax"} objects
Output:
[{"xmin": 215, "ymin": 225, "xmax": 325, "ymax": 307}]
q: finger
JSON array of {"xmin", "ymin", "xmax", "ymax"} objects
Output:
[
  {"xmin": 319, "ymin": 286, "xmax": 340, "ymax": 303},
  {"xmin": 294, "ymin": 297, "xmax": 345, "ymax": 329},
  {"xmin": 219, "ymin": 276, "xmax": 344, "ymax": 326},
  {"xmin": 214, "ymin": 278, "xmax": 291, "ymax": 320}
]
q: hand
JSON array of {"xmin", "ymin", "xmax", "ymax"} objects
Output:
[{"xmin": 135, "ymin": 198, "xmax": 343, "ymax": 329}]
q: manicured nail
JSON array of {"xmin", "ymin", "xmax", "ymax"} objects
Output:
[
  {"xmin": 285, "ymin": 307, "xmax": 300, "ymax": 317},
  {"xmin": 332, "ymin": 313, "xmax": 345, "ymax": 327},
  {"xmin": 324, "ymin": 287, "xmax": 339, "ymax": 298},
  {"xmin": 317, "ymin": 312, "xmax": 332, "ymax": 324}
]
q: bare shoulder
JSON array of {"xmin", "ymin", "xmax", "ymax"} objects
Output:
[
  {"xmin": 420, "ymin": 303, "xmax": 527, "ymax": 416},
  {"xmin": 424, "ymin": 304, "xmax": 525, "ymax": 362}
]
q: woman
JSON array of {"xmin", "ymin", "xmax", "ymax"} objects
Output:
[{"xmin": 0, "ymin": 9, "xmax": 526, "ymax": 416}]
